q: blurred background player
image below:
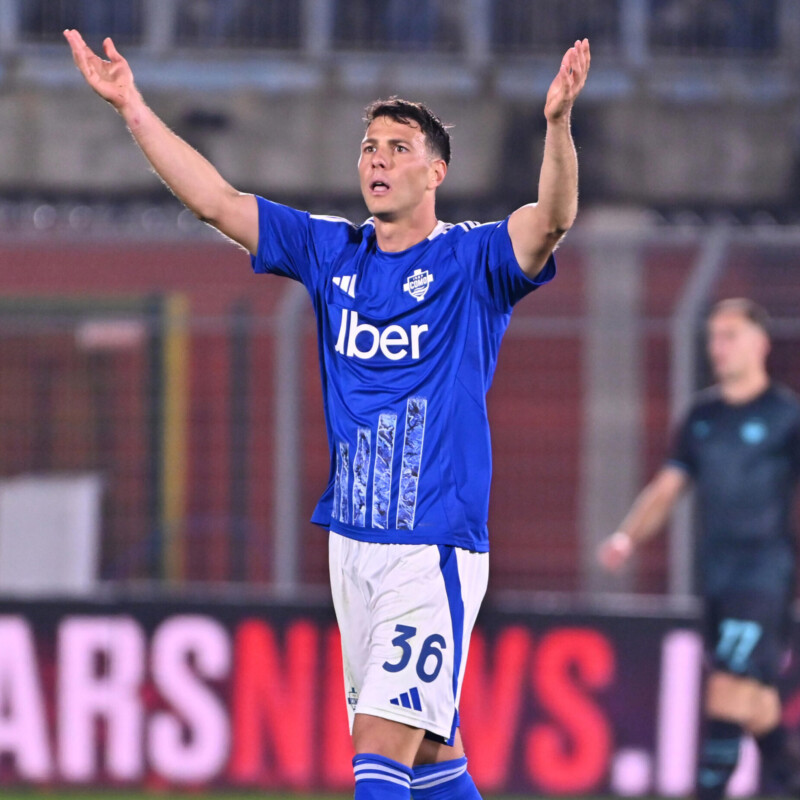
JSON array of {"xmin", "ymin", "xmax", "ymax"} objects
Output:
[
  {"xmin": 64, "ymin": 27, "xmax": 590, "ymax": 800},
  {"xmin": 599, "ymin": 297, "xmax": 800, "ymax": 799}
]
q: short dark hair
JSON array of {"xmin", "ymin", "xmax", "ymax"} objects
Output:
[
  {"xmin": 708, "ymin": 297, "xmax": 771, "ymax": 334},
  {"xmin": 364, "ymin": 97, "xmax": 452, "ymax": 165}
]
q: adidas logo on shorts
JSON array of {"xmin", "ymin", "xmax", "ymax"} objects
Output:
[{"xmin": 389, "ymin": 687, "xmax": 422, "ymax": 711}]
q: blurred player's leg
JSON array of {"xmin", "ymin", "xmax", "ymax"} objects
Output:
[
  {"xmin": 695, "ymin": 715, "xmax": 742, "ymax": 800},
  {"xmin": 748, "ymin": 685, "xmax": 800, "ymax": 795},
  {"xmin": 698, "ymin": 593, "xmax": 796, "ymax": 796},
  {"xmin": 701, "ymin": 670, "xmax": 800, "ymax": 798}
]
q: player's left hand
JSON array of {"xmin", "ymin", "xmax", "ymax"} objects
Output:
[{"xmin": 544, "ymin": 38, "xmax": 591, "ymax": 122}]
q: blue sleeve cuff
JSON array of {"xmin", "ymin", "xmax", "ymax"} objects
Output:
[{"xmin": 665, "ymin": 458, "xmax": 691, "ymax": 474}]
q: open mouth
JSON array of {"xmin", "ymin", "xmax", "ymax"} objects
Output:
[{"xmin": 370, "ymin": 180, "xmax": 390, "ymax": 194}]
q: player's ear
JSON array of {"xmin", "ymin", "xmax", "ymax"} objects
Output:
[
  {"xmin": 429, "ymin": 159, "xmax": 447, "ymax": 189},
  {"xmin": 751, "ymin": 325, "xmax": 771, "ymax": 364}
]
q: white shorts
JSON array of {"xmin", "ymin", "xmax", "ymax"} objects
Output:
[{"xmin": 329, "ymin": 532, "xmax": 488, "ymax": 744}]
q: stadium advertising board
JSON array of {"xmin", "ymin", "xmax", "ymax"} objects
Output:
[{"xmin": 0, "ymin": 598, "xmax": 797, "ymax": 794}]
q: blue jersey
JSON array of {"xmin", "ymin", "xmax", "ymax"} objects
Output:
[{"xmin": 251, "ymin": 196, "xmax": 555, "ymax": 551}]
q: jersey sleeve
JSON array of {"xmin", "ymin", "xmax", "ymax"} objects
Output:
[
  {"xmin": 249, "ymin": 196, "xmax": 318, "ymax": 285},
  {"xmin": 456, "ymin": 219, "xmax": 556, "ymax": 312},
  {"xmin": 666, "ymin": 412, "xmax": 697, "ymax": 476},
  {"xmin": 250, "ymin": 196, "xmax": 358, "ymax": 291}
]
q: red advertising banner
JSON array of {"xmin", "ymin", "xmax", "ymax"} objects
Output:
[{"xmin": 1, "ymin": 598, "xmax": 798, "ymax": 794}]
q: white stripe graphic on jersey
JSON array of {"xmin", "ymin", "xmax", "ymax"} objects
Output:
[
  {"xmin": 332, "ymin": 447, "xmax": 341, "ymax": 517},
  {"xmin": 338, "ymin": 441, "xmax": 350, "ymax": 524},
  {"xmin": 396, "ymin": 396, "xmax": 427, "ymax": 530},
  {"xmin": 371, "ymin": 413, "xmax": 397, "ymax": 529},
  {"xmin": 352, "ymin": 427, "xmax": 371, "ymax": 527},
  {"xmin": 310, "ymin": 213, "xmax": 355, "ymax": 225}
]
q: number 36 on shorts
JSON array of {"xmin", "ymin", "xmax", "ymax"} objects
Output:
[{"xmin": 382, "ymin": 624, "xmax": 447, "ymax": 683}]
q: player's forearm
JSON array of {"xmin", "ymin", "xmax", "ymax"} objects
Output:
[
  {"xmin": 535, "ymin": 116, "xmax": 578, "ymax": 236},
  {"xmin": 616, "ymin": 483, "xmax": 676, "ymax": 547},
  {"xmin": 121, "ymin": 94, "xmax": 239, "ymax": 224}
]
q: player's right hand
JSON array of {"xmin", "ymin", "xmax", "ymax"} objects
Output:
[
  {"xmin": 544, "ymin": 38, "xmax": 590, "ymax": 122},
  {"xmin": 597, "ymin": 531, "xmax": 633, "ymax": 572},
  {"xmin": 64, "ymin": 29, "xmax": 136, "ymax": 112}
]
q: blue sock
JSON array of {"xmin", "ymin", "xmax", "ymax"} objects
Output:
[
  {"xmin": 354, "ymin": 753, "xmax": 413, "ymax": 800},
  {"xmin": 696, "ymin": 719, "xmax": 742, "ymax": 800},
  {"xmin": 411, "ymin": 757, "xmax": 482, "ymax": 800}
]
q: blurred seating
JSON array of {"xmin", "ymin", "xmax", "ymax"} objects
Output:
[
  {"xmin": 9, "ymin": 0, "xmax": 785, "ymax": 59},
  {"xmin": 174, "ymin": 0, "xmax": 301, "ymax": 49},
  {"xmin": 333, "ymin": 0, "xmax": 460, "ymax": 52},
  {"xmin": 21, "ymin": 0, "xmax": 143, "ymax": 45},
  {"xmin": 491, "ymin": 0, "xmax": 620, "ymax": 56},
  {"xmin": 650, "ymin": 0, "xmax": 778, "ymax": 54}
]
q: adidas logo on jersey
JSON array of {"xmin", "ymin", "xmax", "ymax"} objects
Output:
[
  {"xmin": 335, "ymin": 310, "xmax": 428, "ymax": 361},
  {"xmin": 389, "ymin": 687, "xmax": 422, "ymax": 711},
  {"xmin": 333, "ymin": 274, "xmax": 357, "ymax": 298}
]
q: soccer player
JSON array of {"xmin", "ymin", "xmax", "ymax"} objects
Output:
[
  {"xmin": 599, "ymin": 298, "xmax": 800, "ymax": 799},
  {"xmin": 64, "ymin": 28, "xmax": 590, "ymax": 799}
]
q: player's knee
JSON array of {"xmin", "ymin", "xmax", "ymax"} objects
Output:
[
  {"xmin": 705, "ymin": 672, "xmax": 756, "ymax": 725},
  {"xmin": 745, "ymin": 685, "xmax": 781, "ymax": 735}
]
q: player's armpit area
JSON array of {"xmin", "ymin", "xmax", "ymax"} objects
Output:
[
  {"xmin": 202, "ymin": 191, "xmax": 260, "ymax": 255},
  {"xmin": 506, "ymin": 203, "xmax": 567, "ymax": 279}
]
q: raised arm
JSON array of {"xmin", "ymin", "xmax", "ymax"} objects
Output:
[
  {"xmin": 597, "ymin": 465, "xmax": 689, "ymax": 571},
  {"xmin": 507, "ymin": 39, "xmax": 590, "ymax": 278},
  {"xmin": 63, "ymin": 29, "xmax": 258, "ymax": 254}
]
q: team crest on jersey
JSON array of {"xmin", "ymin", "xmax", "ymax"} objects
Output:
[
  {"xmin": 740, "ymin": 418, "xmax": 767, "ymax": 444},
  {"xmin": 403, "ymin": 268, "xmax": 434, "ymax": 302}
]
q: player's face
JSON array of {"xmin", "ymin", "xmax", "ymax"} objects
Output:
[
  {"xmin": 358, "ymin": 116, "xmax": 444, "ymax": 221},
  {"xmin": 707, "ymin": 311, "xmax": 769, "ymax": 382}
]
